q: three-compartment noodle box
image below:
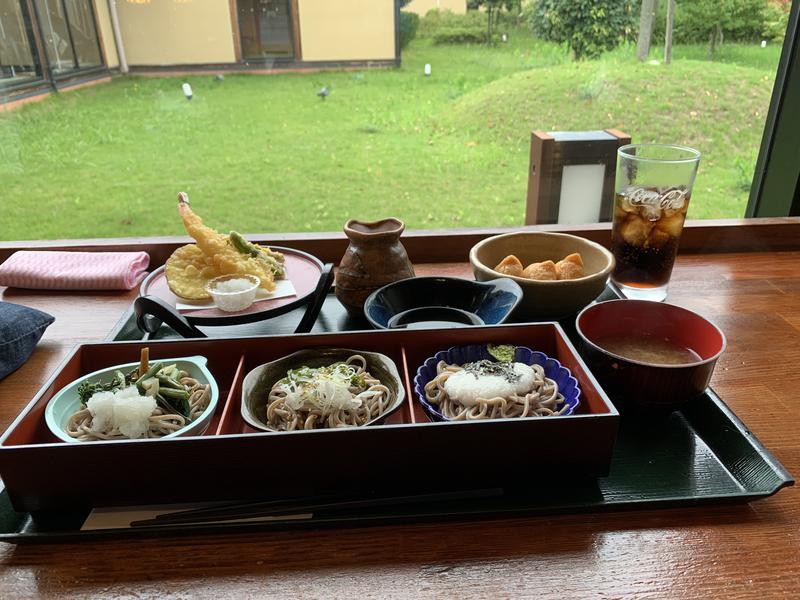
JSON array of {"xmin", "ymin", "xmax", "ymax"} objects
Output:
[{"xmin": 0, "ymin": 324, "xmax": 619, "ymax": 513}]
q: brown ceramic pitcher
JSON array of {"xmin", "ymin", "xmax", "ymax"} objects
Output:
[{"xmin": 335, "ymin": 218, "xmax": 415, "ymax": 316}]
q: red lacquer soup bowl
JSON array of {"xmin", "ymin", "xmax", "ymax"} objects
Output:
[{"xmin": 575, "ymin": 300, "xmax": 726, "ymax": 412}]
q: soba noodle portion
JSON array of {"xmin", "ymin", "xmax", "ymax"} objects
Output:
[
  {"xmin": 265, "ymin": 355, "xmax": 392, "ymax": 430},
  {"xmin": 424, "ymin": 359, "xmax": 567, "ymax": 420},
  {"xmin": 66, "ymin": 368, "xmax": 211, "ymax": 441}
]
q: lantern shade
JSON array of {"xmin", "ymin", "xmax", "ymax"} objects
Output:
[
  {"xmin": 558, "ymin": 164, "xmax": 606, "ymax": 225},
  {"xmin": 525, "ymin": 129, "xmax": 631, "ymax": 225}
]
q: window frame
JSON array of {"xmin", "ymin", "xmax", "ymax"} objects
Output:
[
  {"xmin": 0, "ymin": 0, "xmax": 47, "ymax": 92},
  {"xmin": 30, "ymin": 0, "xmax": 105, "ymax": 78},
  {"xmin": 236, "ymin": 0, "xmax": 299, "ymax": 64},
  {"xmin": 60, "ymin": 0, "xmax": 105, "ymax": 73},
  {"xmin": 747, "ymin": 0, "xmax": 800, "ymax": 217}
]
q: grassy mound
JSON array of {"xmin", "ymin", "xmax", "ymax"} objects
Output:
[
  {"xmin": 443, "ymin": 59, "xmax": 773, "ymax": 218},
  {"xmin": 0, "ymin": 37, "xmax": 778, "ymax": 240}
]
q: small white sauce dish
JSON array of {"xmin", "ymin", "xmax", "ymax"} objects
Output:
[{"xmin": 205, "ymin": 274, "xmax": 260, "ymax": 312}]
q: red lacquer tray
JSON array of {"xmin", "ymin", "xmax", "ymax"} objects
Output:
[{"xmin": 0, "ymin": 323, "xmax": 619, "ymax": 513}]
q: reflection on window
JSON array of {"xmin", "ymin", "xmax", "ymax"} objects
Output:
[
  {"xmin": 64, "ymin": 0, "xmax": 101, "ymax": 68},
  {"xmin": 0, "ymin": 0, "xmax": 41, "ymax": 88},
  {"xmin": 239, "ymin": 0, "xmax": 293, "ymax": 59},
  {"xmin": 35, "ymin": 0, "xmax": 75, "ymax": 73},
  {"xmin": 34, "ymin": 0, "xmax": 100, "ymax": 75}
]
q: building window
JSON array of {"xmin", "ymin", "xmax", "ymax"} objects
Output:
[
  {"xmin": 238, "ymin": 0, "xmax": 294, "ymax": 60},
  {"xmin": 63, "ymin": 0, "xmax": 101, "ymax": 68},
  {"xmin": 0, "ymin": 0, "xmax": 42, "ymax": 89},
  {"xmin": 34, "ymin": 0, "xmax": 101, "ymax": 76}
]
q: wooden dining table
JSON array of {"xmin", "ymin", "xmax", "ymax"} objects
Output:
[{"xmin": 0, "ymin": 218, "xmax": 798, "ymax": 598}]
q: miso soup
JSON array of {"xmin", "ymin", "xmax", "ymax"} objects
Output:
[{"xmin": 594, "ymin": 333, "xmax": 702, "ymax": 365}]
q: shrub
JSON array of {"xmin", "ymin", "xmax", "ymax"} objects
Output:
[
  {"xmin": 495, "ymin": 8, "xmax": 526, "ymax": 30},
  {"xmin": 762, "ymin": 0, "xmax": 790, "ymax": 42},
  {"xmin": 419, "ymin": 8, "xmax": 485, "ymax": 38},
  {"xmin": 682, "ymin": 0, "xmax": 767, "ymax": 42},
  {"xmin": 432, "ymin": 27, "xmax": 488, "ymax": 45},
  {"xmin": 653, "ymin": 0, "xmax": 773, "ymax": 45},
  {"xmin": 529, "ymin": 0, "xmax": 637, "ymax": 60},
  {"xmin": 399, "ymin": 11, "xmax": 420, "ymax": 50},
  {"xmin": 419, "ymin": 8, "xmax": 488, "ymax": 45},
  {"xmin": 468, "ymin": 0, "xmax": 524, "ymax": 41}
]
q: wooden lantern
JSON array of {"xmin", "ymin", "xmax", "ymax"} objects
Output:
[{"xmin": 525, "ymin": 129, "xmax": 631, "ymax": 225}]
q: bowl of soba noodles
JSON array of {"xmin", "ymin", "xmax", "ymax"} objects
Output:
[
  {"xmin": 45, "ymin": 351, "xmax": 219, "ymax": 442},
  {"xmin": 242, "ymin": 348, "xmax": 405, "ymax": 432},
  {"xmin": 413, "ymin": 344, "xmax": 581, "ymax": 422}
]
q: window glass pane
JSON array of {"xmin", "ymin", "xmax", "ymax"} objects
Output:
[
  {"xmin": 0, "ymin": 0, "xmax": 40, "ymax": 87},
  {"xmin": 34, "ymin": 0, "xmax": 76, "ymax": 73},
  {"xmin": 63, "ymin": 0, "xmax": 100, "ymax": 68},
  {"xmin": 239, "ymin": 0, "xmax": 293, "ymax": 59},
  {"xmin": 0, "ymin": 0, "xmax": 795, "ymax": 243},
  {"xmin": 35, "ymin": 0, "xmax": 101, "ymax": 73}
]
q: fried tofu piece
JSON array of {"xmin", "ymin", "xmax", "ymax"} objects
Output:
[
  {"xmin": 555, "ymin": 253, "xmax": 585, "ymax": 280},
  {"xmin": 494, "ymin": 255, "xmax": 524, "ymax": 277},
  {"xmin": 523, "ymin": 260, "xmax": 558, "ymax": 281}
]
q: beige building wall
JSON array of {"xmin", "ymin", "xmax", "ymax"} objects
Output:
[
  {"xmin": 115, "ymin": 0, "xmax": 236, "ymax": 66},
  {"xmin": 92, "ymin": 0, "xmax": 119, "ymax": 68},
  {"xmin": 298, "ymin": 0, "xmax": 396, "ymax": 62},
  {"xmin": 404, "ymin": 0, "xmax": 466, "ymax": 16}
]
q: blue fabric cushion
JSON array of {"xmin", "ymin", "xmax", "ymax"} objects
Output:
[{"xmin": 0, "ymin": 301, "xmax": 55, "ymax": 381}]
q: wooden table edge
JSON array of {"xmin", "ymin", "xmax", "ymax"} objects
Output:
[{"xmin": 2, "ymin": 217, "xmax": 800, "ymax": 268}]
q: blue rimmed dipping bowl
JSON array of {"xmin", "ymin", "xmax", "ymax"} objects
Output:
[
  {"xmin": 413, "ymin": 344, "xmax": 581, "ymax": 422},
  {"xmin": 364, "ymin": 277, "xmax": 522, "ymax": 330}
]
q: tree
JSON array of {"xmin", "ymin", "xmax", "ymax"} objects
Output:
[
  {"xmin": 469, "ymin": 0, "xmax": 521, "ymax": 44},
  {"xmin": 636, "ymin": 0, "xmax": 659, "ymax": 61},
  {"xmin": 530, "ymin": 0, "xmax": 637, "ymax": 60},
  {"xmin": 664, "ymin": 0, "xmax": 675, "ymax": 64},
  {"xmin": 663, "ymin": 0, "xmax": 768, "ymax": 57}
]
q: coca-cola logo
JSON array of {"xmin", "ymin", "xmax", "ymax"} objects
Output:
[{"xmin": 626, "ymin": 187, "xmax": 687, "ymax": 211}]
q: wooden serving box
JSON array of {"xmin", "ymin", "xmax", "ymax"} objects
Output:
[{"xmin": 0, "ymin": 324, "xmax": 619, "ymax": 513}]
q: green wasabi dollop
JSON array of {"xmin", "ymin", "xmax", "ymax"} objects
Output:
[{"xmin": 487, "ymin": 344, "xmax": 516, "ymax": 363}]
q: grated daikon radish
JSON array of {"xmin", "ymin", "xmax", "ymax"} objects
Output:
[
  {"xmin": 443, "ymin": 362, "xmax": 536, "ymax": 407},
  {"xmin": 86, "ymin": 386, "xmax": 156, "ymax": 439}
]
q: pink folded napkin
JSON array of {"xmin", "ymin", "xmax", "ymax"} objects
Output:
[{"xmin": 0, "ymin": 251, "xmax": 150, "ymax": 291}]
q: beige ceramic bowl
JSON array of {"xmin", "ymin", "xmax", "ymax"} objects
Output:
[{"xmin": 470, "ymin": 232, "xmax": 615, "ymax": 319}]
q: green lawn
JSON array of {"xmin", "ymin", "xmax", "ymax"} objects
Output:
[{"xmin": 0, "ymin": 35, "xmax": 781, "ymax": 240}]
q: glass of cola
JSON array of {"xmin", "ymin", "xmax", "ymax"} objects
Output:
[{"xmin": 610, "ymin": 144, "xmax": 701, "ymax": 301}]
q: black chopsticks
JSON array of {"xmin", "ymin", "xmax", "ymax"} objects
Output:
[{"xmin": 130, "ymin": 487, "xmax": 504, "ymax": 528}]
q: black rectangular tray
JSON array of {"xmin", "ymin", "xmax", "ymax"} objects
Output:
[{"xmin": 0, "ymin": 285, "xmax": 792, "ymax": 542}]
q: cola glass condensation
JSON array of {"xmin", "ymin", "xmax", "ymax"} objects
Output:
[{"xmin": 610, "ymin": 145, "xmax": 701, "ymax": 301}]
